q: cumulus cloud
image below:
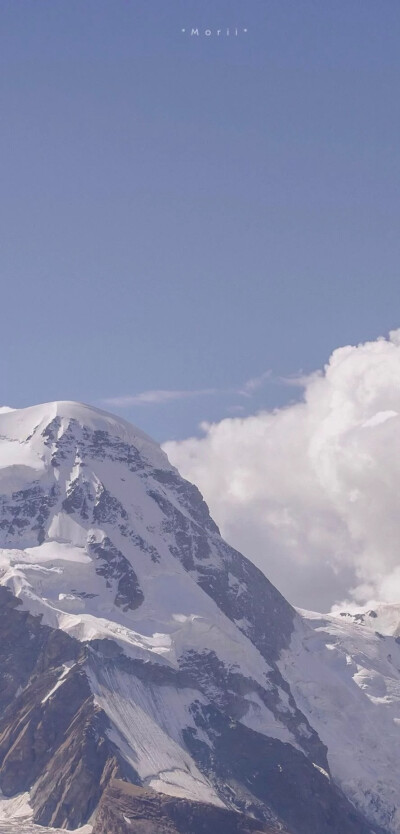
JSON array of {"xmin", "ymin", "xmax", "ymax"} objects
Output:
[{"xmin": 164, "ymin": 331, "xmax": 400, "ymax": 612}]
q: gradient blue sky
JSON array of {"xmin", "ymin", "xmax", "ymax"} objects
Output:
[{"xmin": 1, "ymin": 0, "xmax": 400, "ymax": 441}]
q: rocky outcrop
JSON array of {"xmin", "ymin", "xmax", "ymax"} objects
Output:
[
  {"xmin": 30, "ymin": 703, "xmax": 122, "ymax": 829},
  {"xmin": 87, "ymin": 535, "xmax": 144, "ymax": 611},
  {"xmin": 0, "ymin": 586, "xmax": 79, "ymax": 714},
  {"xmin": 0, "ymin": 588, "xmax": 136, "ymax": 829},
  {"xmin": 92, "ymin": 780, "xmax": 282, "ymax": 834}
]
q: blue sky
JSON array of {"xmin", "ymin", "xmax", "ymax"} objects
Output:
[{"xmin": 1, "ymin": 0, "xmax": 400, "ymax": 441}]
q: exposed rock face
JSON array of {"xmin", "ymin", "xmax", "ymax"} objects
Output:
[
  {"xmin": 0, "ymin": 588, "xmax": 135, "ymax": 829},
  {"xmin": 0, "ymin": 402, "xmax": 395, "ymax": 833},
  {"xmin": 87, "ymin": 535, "xmax": 144, "ymax": 611},
  {"xmin": 92, "ymin": 780, "xmax": 282, "ymax": 834},
  {"xmin": 0, "ymin": 586, "xmax": 78, "ymax": 714},
  {"xmin": 30, "ymin": 704, "xmax": 120, "ymax": 829}
]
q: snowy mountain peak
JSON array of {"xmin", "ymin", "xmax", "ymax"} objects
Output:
[
  {"xmin": 0, "ymin": 400, "xmax": 166, "ymax": 468},
  {"xmin": 0, "ymin": 400, "xmax": 296, "ymax": 665}
]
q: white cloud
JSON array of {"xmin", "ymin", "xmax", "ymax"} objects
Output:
[
  {"xmin": 102, "ymin": 389, "xmax": 218, "ymax": 407},
  {"xmin": 163, "ymin": 331, "xmax": 400, "ymax": 612},
  {"xmin": 102, "ymin": 371, "xmax": 281, "ymax": 411},
  {"xmin": 240, "ymin": 370, "xmax": 273, "ymax": 395}
]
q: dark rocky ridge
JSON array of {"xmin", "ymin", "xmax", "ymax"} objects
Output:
[
  {"xmin": 87, "ymin": 535, "xmax": 144, "ymax": 611},
  {"xmin": 92, "ymin": 780, "xmax": 283, "ymax": 834},
  {"xmin": 0, "ymin": 588, "xmax": 136, "ymax": 828}
]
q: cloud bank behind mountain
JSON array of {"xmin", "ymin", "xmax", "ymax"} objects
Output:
[{"xmin": 164, "ymin": 331, "xmax": 400, "ymax": 612}]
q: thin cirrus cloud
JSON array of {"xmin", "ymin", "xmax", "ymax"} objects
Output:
[
  {"xmin": 101, "ymin": 371, "xmax": 285, "ymax": 409},
  {"xmin": 101, "ymin": 388, "xmax": 219, "ymax": 407},
  {"xmin": 238, "ymin": 370, "xmax": 274, "ymax": 396},
  {"xmin": 102, "ymin": 371, "xmax": 271, "ymax": 408}
]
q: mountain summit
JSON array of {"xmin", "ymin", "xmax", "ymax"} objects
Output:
[{"xmin": 0, "ymin": 402, "xmax": 398, "ymax": 834}]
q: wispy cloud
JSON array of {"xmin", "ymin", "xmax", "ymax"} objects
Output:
[
  {"xmin": 279, "ymin": 370, "xmax": 322, "ymax": 388},
  {"xmin": 102, "ymin": 389, "xmax": 218, "ymax": 407},
  {"xmin": 227, "ymin": 404, "xmax": 247, "ymax": 414},
  {"xmin": 239, "ymin": 370, "xmax": 273, "ymax": 396},
  {"xmin": 102, "ymin": 369, "xmax": 292, "ymax": 410},
  {"xmin": 243, "ymin": 369, "xmax": 319, "ymax": 392}
]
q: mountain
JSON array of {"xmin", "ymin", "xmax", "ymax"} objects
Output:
[{"xmin": 0, "ymin": 401, "xmax": 397, "ymax": 834}]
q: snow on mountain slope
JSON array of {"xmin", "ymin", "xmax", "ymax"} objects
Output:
[
  {"xmin": 0, "ymin": 401, "xmax": 396, "ymax": 833},
  {"xmin": 280, "ymin": 610, "xmax": 400, "ymax": 832},
  {"xmin": 86, "ymin": 661, "xmax": 224, "ymax": 805},
  {"xmin": 0, "ymin": 401, "xmax": 290, "ymax": 651},
  {"xmin": 0, "ymin": 402, "xmax": 294, "ymax": 700}
]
